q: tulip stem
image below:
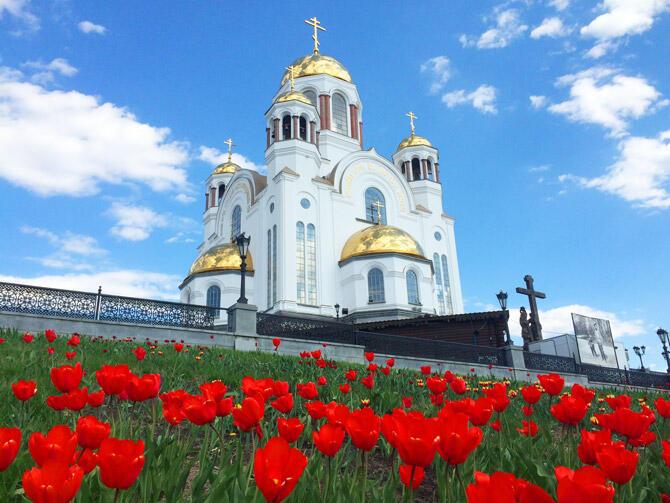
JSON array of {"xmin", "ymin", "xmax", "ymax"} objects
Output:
[
  {"xmin": 455, "ymin": 465, "xmax": 466, "ymax": 496},
  {"xmin": 360, "ymin": 450, "xmax": 367, "ymax": 502},
  {"xmin": 113, "ymin": 488, "xmax": 120, "ymax": 503},
  {"xmin": 408, "ymin": 465, "xmax": 416, "ymax": 502}
]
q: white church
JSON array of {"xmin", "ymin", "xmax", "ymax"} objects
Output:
[{"xmin": 179, "ymin": 18, "xmax": 464, "ymax": 323}]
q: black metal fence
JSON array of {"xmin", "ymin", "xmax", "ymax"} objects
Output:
[
  {"xmin": 256, "ymin": 312, "xmax": 353, "ymax": 342},
  {"xmin": 0, "ymin": 281, "xmax": 224, "ymax": 329}
]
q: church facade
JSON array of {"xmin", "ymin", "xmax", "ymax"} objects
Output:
[{"xmin": 179, "ymin": 20, "xmax": 464, "ymax": 323}]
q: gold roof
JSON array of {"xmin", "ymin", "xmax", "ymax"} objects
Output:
[
  {"xmin": 213, "ymin": 161, "xmax": 240, "ymax": 175},
  {"xmin": 189, "ymin": 243, "xmax": 254, "ymax": 276},
  {"xmin": 280, "ymin": 54, "xmax": 352, "ymax": 85},
  {"xmin": 340, "ymin": 225, "xmax": 426, "ymax": 262},
  {"xmin": 396, "ymin": 134, "xmax": 433, "ymax": 152},
  {"xmin": 275, "ymin": 90, "xmax": 313, "ymax": 106}
]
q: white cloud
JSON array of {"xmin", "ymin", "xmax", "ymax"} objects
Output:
[
  {"xmin": 548, "ymin": 67, "xmax": 665, "ymax": 136},
  {"xmin": 20, "ymin": 225, "xmax": 107, "ymax": 271},
  {"xmin": 420, "ymin": 56, "xmax": 451, "ymax": 94},
  {"xmin": 78, "ymin": 20, "xmax": 106, "ymax": 34},
  {"xmin": 529, "ymin": 95, "xmax": 547, "ymax": 109},
  {"xmin": 561, "ymin": 130, "xmax": 670, "ymax": 209},
  {"xmin": 175, "ymin": 193, "xmax": 196, "ymax": 204},
  {"xmin": 549, "ymin": 0, "xmax": 571, "ymax": 11},
  {"xmin": 0, "ymin": 0, "xmax": 39, "ymax": 33},
  {"xmin": 531, "ymin": 17, "xmax": 571, "ymax": 38},
  {"xmin": 462, "ymin": 8, "xmax": 528, "ymax": 49},
  {"xmin": 442, "ymin": 85, "xmax": 498, "ymax": 114},
  {"xmin": 21, "ymin": 58, "xmax": 77, "ymax": 84},
  {"xmin": 165, "ymin": 231, "xmax": 197, "ymax": 244},
  {"xmin": 198, "ymin": 146, "xmax": 265, "ymax": 172},
  {"xmin": 585, "ymin": 40, "xmax": 619, "ymax": 59},
  {"xmin": 0, "ymin": 270, "xmax": 180, "ymax": 300},
  {"xmin": 107, "ymin": 203, "xmax": 168, "ymax": 241},
  {"xmin": 581, "ymin": 0, "xmax": 670, "ymax": 57},
  {"xmin": 507, "ymin": 304, "xmax": 645, "ymax": 340},
  {"xmin": 0, "ymin": 68, "xmax": 190, "ymax": 197},
  {"xmin": 529, "ymin": 164, "xmax": 551, "ymax": 173}
]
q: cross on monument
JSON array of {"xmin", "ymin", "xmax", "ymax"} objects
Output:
[
  {"xmin": 406, "ymin": 111, "xmax": 417, "ymax": 135},
  {"xmin": 515, "ymin": 275, "xmax": 546, "ymax": 342},
  {"xmin": 286, "ymin": 65, "xmax": 296, "ymax": 91},
  {"xmin": 371, "ymin": 200, "xmax": 384, "ymax": 224},
  {"xmin": 224, "ymin": 138, "xmax": 235, "ymax": 162},
  {"xmin": 304, "ymin": 17, "xmax": 326, "ymax": 54}
]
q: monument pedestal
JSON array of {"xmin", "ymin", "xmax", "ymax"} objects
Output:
[{"xmin": 227, "ymin": 303, "xmax": 258, "ymax": 336}]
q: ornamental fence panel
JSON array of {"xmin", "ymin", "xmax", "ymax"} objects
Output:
[
  {"xmin": 0, "ymin": 281, "xmax": 98, "ymax": 320},
  {"xmin": 576, "ymin": 363, "xmax": 627, "ymax": 386},
  {"xmin": 256, "ymin": 313, "xmax": 354, "ymax": 344},
  {"xmin": 627, "ymin": 369, "xmax": 669, "ymax": 389},
  {"xmin": 523, "ymin": 351, "xmax": 578, "ymax": 374}
]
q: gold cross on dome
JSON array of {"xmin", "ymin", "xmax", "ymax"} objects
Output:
[
  {"xmin": 224, "ymin": 138, "xmax": 234, "ymax": 162},
  {"xmin": 286, "ymin": 65, "xmax": 296, "ymax": 91},
  {"xmin": 406, "ymin": 111, "xmax": 417, "ymax": 135},
  {"xmin": 372, "ymin": 200, "xmax": 384, "ymax": 224},
  {"xmin": 305, "ymin": 17, "xmax": 326, "ymax": 54}
]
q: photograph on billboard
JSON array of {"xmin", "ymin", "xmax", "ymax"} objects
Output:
[{"xmin": 571, "ymin": 313, "xmax": 619, "ymax": 368}]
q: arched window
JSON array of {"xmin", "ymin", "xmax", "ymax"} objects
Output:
[
  {"xmin": 441, "ymin": 255, "xmax": 453, "ymax": 314},
  {"xmin": 365, "ymin": 187, "xmax": 387, "ymax": 224},
  {"xmin": 304, "ymin": 90, "xmax": 317, "ymax": 107},
  {"xmin": 406, "ymin": 270, "xmax": 420, "ymax": 305},
  {"xmin": 332, "ymin": 93, "xmax": 347, "ymax": 135},
  {"xmin": 296, "ymin": 222, "xmax": 318, "ymax": 305},
  {"xmin": 433, "ymin": 253, "xmax": 446, "ymax": 315},
  {"xmin": 306, "ymin": 224, "xmax": 317, "ymax": 305},
  {"xmin": 411, "ymin": 158, "xmax": 422, "ymax": 180},
  {"xmin": 231, "ymin": 205, "xmax": 241, "ymax": 238},
  {"xmin": 299, "ymin": 116, "xmax": 307, "ymax": 140},
  {"xmin": 218, "ymin": 184, "xmax": 225, "ymax": 202},
  {"xmin": 368, "ymin": 268, "xmax": 385, "ymax": 303},
  {"xmin": 267, "ymin": 228, "xmax": 272, "ymax": 309},
  {"xmin": 282, "ymin": 115, "xmax": 292, "ymax": 140},
  {"xmin": 272, "ymin": 225, "xmax": 278, "ymax": 304},
  {"xmin": 296, "ymin": 222, "xmax": 306, "ymax": 303},
  {"xmin": 426, "ymin": 160, "xmax": 434, "ymax": 181},
  {"xmin": 206, "ymin": 285, "xmax": 221, "ymax": 318},
  {"xmin": 401, "ymin": 163, "xmax": 406, "ymax": 177}
]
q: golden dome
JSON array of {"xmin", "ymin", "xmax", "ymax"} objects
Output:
[
  {"xmin": 280, "ymin": 54, "xmax": 352, "ymax": 85},
  {"xmin": 213, "ymin": 161, "xmax": 240, "ymax": 175},
  {"xmin": 189, "ymin": 243, "xmax": 254, "ymax": 276},
  {"xmin": 275, "ymin": 90, "xmax": 313, "ymax": 106},
  {"xmin": 396, "ymin": 134, "xmax": 433, "ymax": 152},
  {"xmin": 340, "ymin": 225, "xmax": 426, "ymax": 262}
]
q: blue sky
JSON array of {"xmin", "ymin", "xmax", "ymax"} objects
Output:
[{"xmin": 1, "ymin": 1, "xmax": 669, "ymax": 370}]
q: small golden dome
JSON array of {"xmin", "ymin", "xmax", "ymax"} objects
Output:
[
  {"xmin": 281, "ymin": 53, "xmax": 352, "ymax": 85},
  {"xmin": 213, "ymin": 161, "xmax": 240, "ymax": 175},
  {"xmin": 340, "ymin": 225, "xmax": 426, "ymax": 262},
  {"xmin": 396, "ymin": 134, "xmax": 433, "ymax": 152},
  {"xmin": 275, "ymin": 90, "xmax": 313, "ymax": 106},
  {"xmin": 189, "ymin": 243, "xmax": 254, "ymax": 276}
]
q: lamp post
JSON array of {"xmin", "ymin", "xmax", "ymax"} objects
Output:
[
  {"xmin": 334, "ymin": 303, "xmax": 340, "ymax": 319},
  {"xmin": 496, "ymin": 290, "xmax": 511, "ymax": 345},
  {"xmin": 235, "ymin": 232, "xmax": 251, "ymax": 304},
  {"xmin": 633, "ymin": 345, "xmax": 646, "ymax": 371},
  {"xmin": 657, "ymin": 327, "xmax": 670, "ymax": 373}
]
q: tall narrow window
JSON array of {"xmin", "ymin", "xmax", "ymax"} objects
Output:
[
  {"xmin": 411, "ymin": 158, "xmax": 422, "ymax": 180},
  {"xmin": 306, "ymin": 224, "xmax": 317, "ymax": 305},
  {"xmin": 296, "ymin": 222, "xmax": 306, "ymax": 303},
  {"xmin": 433, "ymin": 253, "xmax": 446, "ymax": 315},
  {"xmin": 332, "ymin": 93, "xmax": 347, "ymax": 135},
  {"xmin": 368, "ymin": 268, "xmax": 385, "ymax": 303},
  {"xmin": 218, "ymin": 184, "xmax": 225, "ymax": 202},
  {"xmin": 206, "ymin": 285, "xmax": 221, "ymax": 318},
  {"xmin": 231, "ymin": 205, "xmax": 241, "ymax": 238},
  {"xmin": 365, "ymin": 187, "xmax": 387, "ymax": 224},
  {"xmin": 441, "ymin": 254, "xmax": 453, "ymax": 314},
  {"xmin": 282, "ymin": 115, "xmax": 291, "ymax": 140},
  {"xmin": 299, "ymin": 116, "xmax": 307, "ymax": 140},
  {"xmin": 272, "ymin": 225, "xmax": 277, "ymax": 304},
  {"xmin": 267, "ymin": 229, "xmax": 272, "ymax": 309},
  {"xmin": 406, "ymin": 270, "xmax": 420, "ymax": 305},
  {"xmin": 426, "ymin": 160, "xmax": 434, "ymax": 181}
]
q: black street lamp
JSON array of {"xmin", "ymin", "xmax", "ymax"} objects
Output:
[
  {"xmin": 657, "ymin": 327, "xmax": 670, "ymax": 373},
  {"xmin": 633, "ymin": 345, "xmax": 646, "ymax": 371},
  {"xmin": 496, "ymin": 290, "xmax": 511, "ymax": 345},
  {"xmin": 334, "ymin": 303, "xmax": 340, "ymax": 319},
  {"xmin": 235, "ymin": 232, "xmax": 251, "ymax": 304}
]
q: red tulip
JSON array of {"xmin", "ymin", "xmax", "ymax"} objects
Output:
[
  {"xmin": 551, "ymin": 395, "xmax": 588, "ymax": 426},
  {"xmin": 47, "ymin": 347, "xmax": 55, "ymax": 355},
  {"xmin": 182, "ymin": 394, "xmax": 217, "ymax": 425},
  {"xmin": 296, "ymin": 382, "xmax": 318, "ymax": 400},
  {"xmin": 662, "ymin": 440, "xmax": 670, "ymax": 467},
  {"xmin": 595, "ymin": 443, "xmax": 638, "ymax": 485},
  {"xmin": 96, "ymin": 365, "xmax": 131, "ymax": 396},
  {"xmin": 578, "ymin": 428, "xmax": 613, "ymax": 465},
  {"xmin": 87, "ymin": 390, "xmax": 105, "ymax": 408},
  {"xmin": 345, "ymin": 407, "xmax": 381, "ymax": 452},
  {"xmin": 555, "ymin": 466, "xmax": 614, "ymax": 503},
  {"xmin": 521, "ymin": 385, "xmax": 542, "ymax": 405},
  {"xmin": 271, "ymin": 393, "xmax": 294, "ymax": 414},
  {"xmin": 44, "ymin": 329, "xmax": 57, "ymax": 343},
  {"xmin": 312, "ymin": 423, "xmax": 345, "ymax": 457},
  {"xmin": 386, "ymin": 358, "xmax": 395, "ymax": 367},
  {"xmin": 324, "ymin": 402, "xmax": 350, "ymax": 427},
  {"xmin": 254, "ymin": 437, "xmax": 307, "ymax": 503},
  {"xmin": 365, "ymin": 351, "xmax": 375, "ymax": 362},
  {"xmin": 427, "ymin": 377, "xmax": 447, "ymax": 395},
  {"xmin": 402, "ymin": 396, "xmax": 413, "ymax": 409},
  {"xmin": 483, "ymin": 383, "xmax": 510, "ymax": 413},
  {"xmin": 272, "ymin": 338, "xmax": 281, "ymax": 350},
  {"xmin": 200, "ymin": 380, "xmax": 228, "ymax": 402},
  {"xmin": 399, "ymin": 464, "xmax": 424, "ymax": 489},
  {"xmin": 339, "ymin": 383, "xmax": 351, "ymax": 394},
  {"xmin": 233, "ymin": 396, "xmax": 265, "ymax": 432},
  {"xmin": 29, "ymin": 425, "xmax": 78, "ymax": 466},
  {"xmin": 490, "ymin": 420, "xmax": 501, "ymax": 432},
  {"xmin": 0, "ymin": 427, "xmax": 21, "ymax": 471},
  {"xmin": 317, "ymin": 376, "xmax": 327, "ymax": 386},
  {"xmin": 450, "ymin": 377, "xmax": 467, "ymax": 395},
  {"xmin": 420, "ymin": 365, "xmax": 431, "ymax": 375},
  {"xmin": 361, "ymin": 374, "xmax": 374, "ymax": 390},
  {"xmin": 305, "ymin": 400, "xmax": 327, "ymax": 420},
  {"xmin": 65, "ymin": 352, "xmax": 76, "ymax": 360},
  {"xmin": 277, "ymin": 417, "xmax": 304, "ymax": 443},
  {"xmin": 132, "ymin": 346, "xmax": 147, "ymax": 361},
  {"xmin": 538, "ymin": 373, "xmax": 564, "ymax": 396},
  {"xmin": 466, "ymin": 471, "xmax": 555, "ymax": 503},
  {"xmin": 76, "ymin": 415, "xmax": 111, "ymax": 449},
  {"xmin": 595, "ymin": 407, "xmax": 654, "ymax": 443},
  {"xmin": 12, "ymin": 379, "xmax": 37, "ymax": 401},
  {"xmin": 272, "ymin": 380, "xmax": 289, "ymax": 397},
  {"xmin": 467, "ymin": 397, "xmax": 494, "ymax": 426},
  {"xmin": 571, "ymin": 384, "xmax": 596, "ymax": 404},
  {"xmin": 50, "ymin": 363, "xmax": 83, "ymax": 393},
  {"xmin": 522, "ymin": 406, "xmax": 534, "ymax": 417},
  {"xmin": 160, "ymin": 390, "xmax": 189, "ymax": 425},
  {"xmin": 217, "ymin": 396, "xmax": 234, "ymax": 417},
  {"xmin": 76, "ymin": 449, "xmax": 98, "ymax": 474},
  {"xmin": 604, "ymin": 395, "xmax": 631, "ymax": 411},
  {"xmin": 22, "ymin": 462, "xmax": 84, "ymax": 503},
  {"xmin": 23, "ymin": 332, "xmax": 35, "ymax": 343},
  {"xmin": 437, "ymin": 412, "xmax": 483, "ymax": 465},
  {"xmin": 345, "ymin": 369, "xmax": 357, "ymax": 381},
  {"xmin": 655, "ymin": 397, "xmax": 670, "ymax": 418},
  {"xmin": 125, "ymin": 373, "xmax": 161, "ymax": 402},
  {"xmin": 310, "ymin": 349, "xmax": 321, "ymax": 359},
  {"xmin": 174, "ymin": 343, "xmax": 184, "ymax": 352},
  {"xmin": 66, "ymin": 334, "xmax": 80, "ymax": 346},
  {"xmin": 384, "ymin": 409, "xmax": 439, "ymax": 467},
  {"xmin": 98, "ymin": 438, "xmax": 145, "ymax": 489},
  {"xmin": 517, "ymin": 420, "xmax": 538, "ymax": 437}
]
